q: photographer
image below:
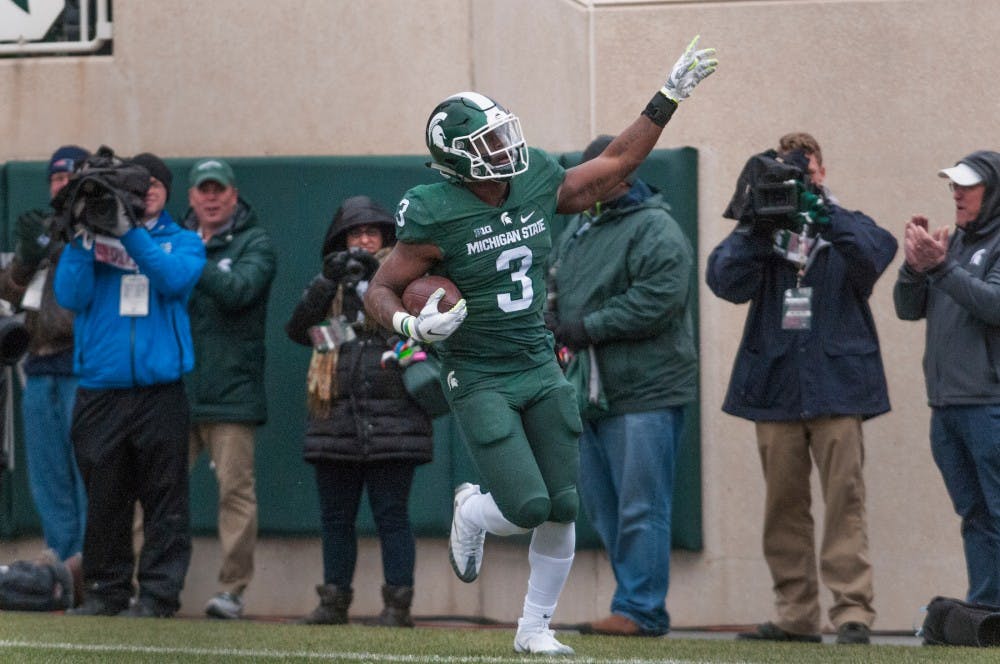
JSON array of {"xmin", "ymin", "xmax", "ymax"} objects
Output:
[
  {"xmin": 706, "ymin": 133, "xmax": 897, "ymax": 645},
  {"xmin": 54, "ymin": 150, "xmax": 205, "ymax": 618},
  {"xmin": 182, "ymin": 158, "xmax": 276, "ymax": 620},
  {"xmin": 0, "ymin": 145, "xmax": 88, "ymax": 564},
  {"xmin": 285, "ymin": 195, "xmax": 432, "ymax": 628}
]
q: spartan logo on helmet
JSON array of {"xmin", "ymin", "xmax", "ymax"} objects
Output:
[{"xmin": 425, "ymin": 92, "xmax": 529, "ymax": 183}]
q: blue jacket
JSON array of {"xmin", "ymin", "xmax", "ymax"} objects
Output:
[
  {"xmin": 54, "ymin": 212, "xmax": 206, "ymax": 389},
  {"xmin": 706, "ymin": 205, "xmax": 897, "ymax": 421}
]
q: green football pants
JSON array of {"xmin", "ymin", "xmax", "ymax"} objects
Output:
[{"xmin": 444, "ymin": 360, "xmax": 582, "ymax": 529}]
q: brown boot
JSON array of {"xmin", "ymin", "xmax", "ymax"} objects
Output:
[
  {"xmin": 297, "ymin": 584, "xmax": 352, "ymax": 625},
  {"xmin": 580, "ymin": 614, "xmax": 648, "ymax": 636},
  {"xmin": 376, "ymin": 585, "xmax": 414, "ymax": 627}
]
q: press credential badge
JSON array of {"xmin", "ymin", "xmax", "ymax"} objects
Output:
[
  {"xmin": 120, "ymin": 274, "xmax": 149, "ymax": 317},
  {"xmin": 782, "ymin": 286, "xmax": 812, "ymax": 330},
  {"xmin": 21, "ymin": 267, "xmax": 48, "ymax": 311}
]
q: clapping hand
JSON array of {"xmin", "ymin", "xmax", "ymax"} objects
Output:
[{"xmin": 904, "ymin": 215, "xmax": 948, "ymax": 272}]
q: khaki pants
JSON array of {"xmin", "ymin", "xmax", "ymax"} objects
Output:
[
  {"xmin": 190, "ymin": 422, "xmax": 258, "ymax": 595},
  {"xmin": 755, "ymin": 416, "xmax": 875, "ymax": 634}
]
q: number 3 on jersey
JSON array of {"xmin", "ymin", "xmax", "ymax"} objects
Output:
[{"xmin": 496, "ymin": 246, "xmax": 533, "ymax": 312}]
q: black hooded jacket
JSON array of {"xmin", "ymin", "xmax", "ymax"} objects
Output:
[
  {"xmin": 894, "ymin": 150, "xmax": 1000, "ymax": 406},
  {"xmin": 285, "ymin": 196, "xmax": 432, "ymax": 465}
]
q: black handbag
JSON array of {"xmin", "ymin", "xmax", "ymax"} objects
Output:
[{"xmin": 921, "ymin": 595, "xmax": 1000, "ymax": 646}]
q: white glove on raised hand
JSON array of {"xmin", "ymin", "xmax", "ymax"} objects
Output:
[
  {"xmin": 661, "ymin": 35, "xmax": 718, "ymax": 103},
  {"xmin": 394, "ymin": 288, "xmax": 468, "ymax": 343}
]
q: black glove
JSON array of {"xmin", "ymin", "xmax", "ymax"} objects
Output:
[
  {"xmin": 543, "ymin": 310, "xmax": 559, "ymax": 332},
  {"xmin": 555, "ymin": 319, "xmax": 591, "ymax": 351},
  {"xmin": 346, "ymin": 250, "xmax": 380, "ymax": 283},
  {"xmin": 323, "ymin": 249, "xmax": 380, "ymax": 283},
  {"xmin": 14, "ymin": 210, "xmax": 51, "ymax": 268},
  {"xmin": 322, "ymin": 251, "xmax": 351, "ymax": 281}
]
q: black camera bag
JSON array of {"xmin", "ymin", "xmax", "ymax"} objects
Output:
[
  {"xmin": 921, "ymin": 595, "xmax": 1000, "ymax": 646},
  {"xmin": 0, "ymin": 559, "xmax": 73, "ymax": 612}
]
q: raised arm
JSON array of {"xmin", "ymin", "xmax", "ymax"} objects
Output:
[{"xmin": 557, "ymin": 35, "xmax": 718, "ymax": 214}]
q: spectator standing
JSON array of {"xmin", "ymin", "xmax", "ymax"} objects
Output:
[
  {"xmin": 55, "ymin": 151, "xmax": 205, "ymax": 617},
  {"xmin": 364, "ymin": 38, "xmax": 716, "ymax": 655},
  {"xmin": 286, "ymin": 196, "xmax": 433, "ymax": 627},
  {"xmin": 893, "ymin": 151, "xmax": 1000, "ymax": 606},
  {"xmin": 0, "ymin": 145, "xmax": 89, "ymax": 562},
  {"xmin": 546, "ymin": 135, "xmax": 697, "ymax": 637},
  {"xmin": 182, "ymin": 158, "xmax": 276, "ymax": 620},
  {"xmin": 706, "ymin": 133, "xmax": 896, "ymax": 645}
]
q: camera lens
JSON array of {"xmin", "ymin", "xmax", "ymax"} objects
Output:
[
  {"xmin": 84, "ymin": 190, "xmax": 117, "ymax": 228},
  {"xmin": 344, "ymin": 258, "xmax": 367, "ymax": 281}
]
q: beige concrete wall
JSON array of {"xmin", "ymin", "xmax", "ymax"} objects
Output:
[{"xmin": 3, "ymin": 0, "xmax": 998, "ymax": 630}]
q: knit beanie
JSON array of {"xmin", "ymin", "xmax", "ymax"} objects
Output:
[{"xmin": 131, "ymin": 152, "xmax": 173, "ymax": 200}]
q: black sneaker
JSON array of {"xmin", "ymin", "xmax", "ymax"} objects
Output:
[
  {"xmin": 67, "ymin": 595, "xmax": 130, "ymax": 616},
  {"xmin": 836, "ymin": 621, "xmax": 871, "ymax": 645},
  {"xmin": 737, "ymin": 621, "xmax": 822, "ymax": 643}
]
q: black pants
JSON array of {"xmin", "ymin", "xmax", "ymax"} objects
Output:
[
  {"xmin": 314, "ymin": 461, "xmax": 416, "ymax": 588},
  {"xmin": 71, "ymin": 381, "xmax": 192, "ymax": 611}
]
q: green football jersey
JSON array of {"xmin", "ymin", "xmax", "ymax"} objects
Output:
[{"xmin": 395, "ymin": 147, "xmax": 566, "ymax": 370}]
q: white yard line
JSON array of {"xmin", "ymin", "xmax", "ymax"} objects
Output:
[{"xmin": 0, "ymin": 639, "xmax": 734, "ymax": 664}]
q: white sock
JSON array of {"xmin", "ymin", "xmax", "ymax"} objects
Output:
[
  {"xmin": 520, "ymin": 522, "xmax": 575, "ymax": 628},
  {"xmin": 464, "ymin": 491, "xmax": 530, "ymax": 536}
]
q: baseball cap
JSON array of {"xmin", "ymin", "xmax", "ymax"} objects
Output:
[
  {"xmin": 188, "ymin": 158, "xmax": 236, "ymax": 188},
  {"xmin": 47, "ymin": 145, "xmax": 89, "ymax": 178},
  {"xmin": 938, "ymin": 162, "xmax": 983, "ymax": 187}
]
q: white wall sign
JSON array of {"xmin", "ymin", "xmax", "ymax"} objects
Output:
[{"xmin": 0, "ymin": 0, "xmax": 65, "ymax": 42}]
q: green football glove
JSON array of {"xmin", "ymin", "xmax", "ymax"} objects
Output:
[
  {"xmin": 798, "ymin": 184, "xmax": 831, "ymax": 227},
  {"xmin": 660, "ymin": 35, "xmax": 719, "ymax": 103}
]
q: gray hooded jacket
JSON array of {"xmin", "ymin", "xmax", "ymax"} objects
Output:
[{"xmin": 894, "ymin": 150, "xmax": 1000, "ymax": 406}]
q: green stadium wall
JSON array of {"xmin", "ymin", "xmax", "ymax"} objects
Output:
[{"xmin": 0, "ymin": 150, "xmax": 702, "ymax": 551}]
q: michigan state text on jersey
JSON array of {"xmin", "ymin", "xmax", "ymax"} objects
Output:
[{"xmin": 393, "ymin": 146, "xmax": 563, "ymax": 371}]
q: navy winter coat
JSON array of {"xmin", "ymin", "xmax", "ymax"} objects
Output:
[{"xmin": 706, "ymin": 205, "xmax": 897, "ymax": 422}]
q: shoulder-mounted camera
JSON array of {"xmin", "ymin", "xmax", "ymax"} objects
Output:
[
  {"xmin": 724, "ymin": 149, "xmax": 820, "ymax": 233},
  {"xmin": 51, "ymin": 145, "xmax": 150, "ymax": 240}
]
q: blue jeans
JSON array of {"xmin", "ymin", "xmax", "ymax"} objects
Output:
[
  {"xmin": 931, "ymin": 405, "xmax": 1000, "ymax": 605},
  {"xmin": 22, "ymin": 373, "xmax": 85, "ymax": 560},
  {"xmin": 578, "ymin": 407, "xmax": 684, "ymax": 635}
]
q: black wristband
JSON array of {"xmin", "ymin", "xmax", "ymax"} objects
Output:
[{"xmin": 642, "ymin": 92, "xmax": 678, "ymax": 128}]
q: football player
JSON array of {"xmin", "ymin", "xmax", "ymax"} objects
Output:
[{"xmin": 365, "ymin": 36, "xmax": 717, "ymax": 655}]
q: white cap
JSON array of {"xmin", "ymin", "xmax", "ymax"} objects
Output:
[{"xmin": 938, "ymin": 162, "xmax": 983, "ymax": 186}]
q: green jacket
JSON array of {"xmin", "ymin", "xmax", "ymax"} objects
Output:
[
  {"xmin": 183, "ymin": 198, "xmax": 277, "ymax": 423},
  {"xmin": 548, "ymin": 185, "xmax": 697, "ymax": 417}
]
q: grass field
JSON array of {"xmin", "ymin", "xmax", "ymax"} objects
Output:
[{"xmin": 0, "ymin": 613, "xmax": 996, "ymax": 663}]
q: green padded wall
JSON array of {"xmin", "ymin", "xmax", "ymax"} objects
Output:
[{"xmin": 0, "ymin": 149, "xmax": 701, "ymax": 550}]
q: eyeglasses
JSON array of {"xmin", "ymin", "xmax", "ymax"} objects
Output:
[
  {"xmin": 347, "ymin": 226, "xmax": 383, "ymax": 239},
  {"xmin": 949, "ymin": 182, "xmax": 984, "ymax": 193}
]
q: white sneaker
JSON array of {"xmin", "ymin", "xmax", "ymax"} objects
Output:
[
  {"xmin": 514, "ymin": 619, "xmax": 575, "ymax": 656},
  {"xmin": 448, "ymin": 482, "xmax": 486, "ymax": 583},
  {"xmin": 205, "ymin": 591, "xmax": 244, "ymax": 619}
]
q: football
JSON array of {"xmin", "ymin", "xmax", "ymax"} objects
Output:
[{"xmin": 402, "ymin": 275, "xmax": 463, "ymax": 315}]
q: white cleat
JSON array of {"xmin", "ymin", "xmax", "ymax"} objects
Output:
[
  {"xmin": 514, "ymin": 620, "xmax": 575, "ymax": 656},
  {"xmin": 448, "ymin": 482, "xmax": 486, "ymax": 583}
]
